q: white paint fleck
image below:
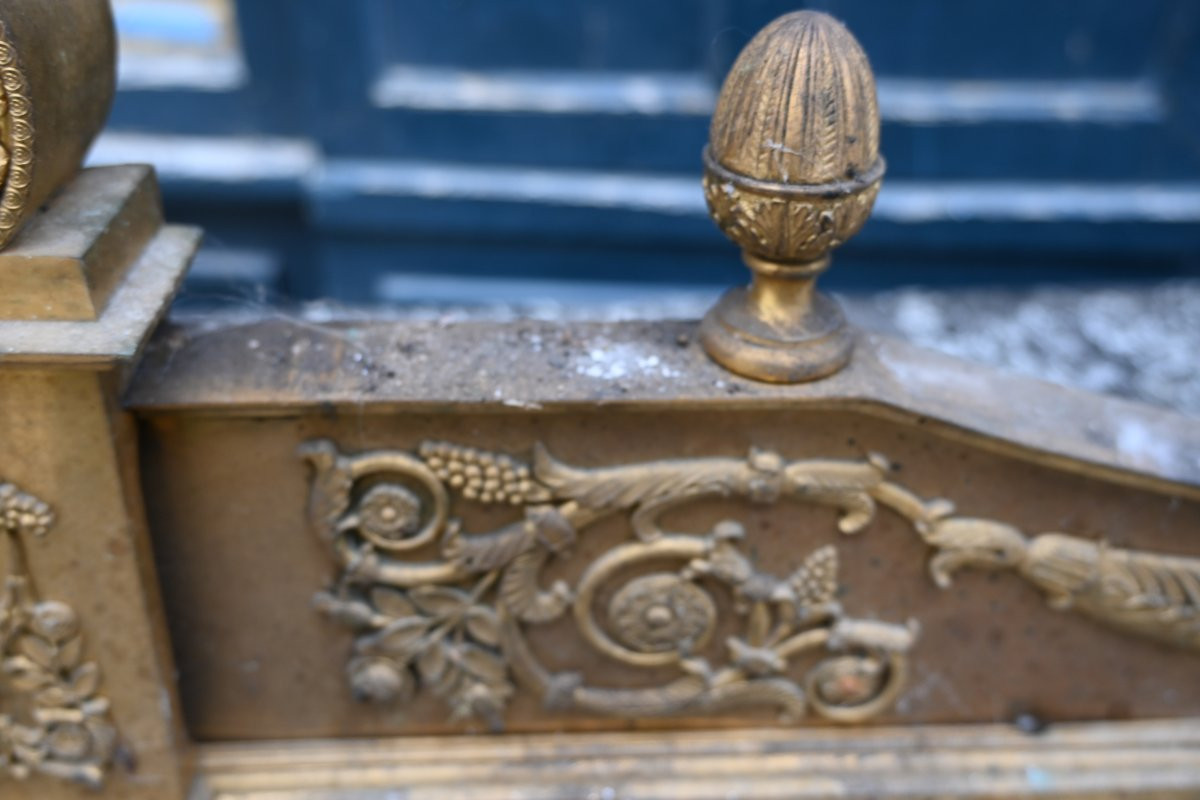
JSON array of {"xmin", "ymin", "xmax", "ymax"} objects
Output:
[
  {"xmin": 575, "ymin": 341, "xmax": 681, "ymax": 380},
  {"xmin": 502, "ymin": 398, "xmax": 544, "ymax": 410}
]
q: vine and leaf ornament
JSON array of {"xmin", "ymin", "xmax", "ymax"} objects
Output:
[
  {"xmin": 302, "ymin": 440, "xmax": 1200, "ymax": 730},
  {"xmin": 1, "ymin": 481, "xmax": 118, "ymax": 789}
]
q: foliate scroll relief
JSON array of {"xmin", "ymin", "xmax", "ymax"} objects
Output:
[
  {"xmin": 1, "ymin": 482, "xmax": 117, "ymax": 789},
  {"xmin": 701, "ymin": 175, "xmax": 879, "ymax": 263},
  {"xmin": 302, "ymin": 440, "xmax": 920, "ymax": 729},
  {"xmin": 302, "ymin": 441, "xmax": 1200, "ymax": 730}
]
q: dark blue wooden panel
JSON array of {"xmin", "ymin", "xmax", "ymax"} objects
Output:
[
  {"xmin": 782, "ymin": 0, "xmax": 1174, "ymax": 79},
  {"xmin": 111, "ymin": 1, "xmax": 305, "ymax": 136},
  {"xmin": 364, "ymin": 0, "xmax": 720, "ymax": 71},
  {"xmin": 101, "ymin": 0, "xmax": 1200, "ymax": 303}
]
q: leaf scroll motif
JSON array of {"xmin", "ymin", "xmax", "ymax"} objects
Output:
[
  {"xmin": 302, "ymin": 441, "xmax": 918, "ymax": 729},
  {"xmin": 702, "ymin": 172, "xmax": 881, "ymax": 262},
  {"xmin": 0, "ymin": 482, "xmax": 119, "ymax": 790},
  {"xmin": 303, "ymin": 439, "xmax": 1200, "ymax": 732}
]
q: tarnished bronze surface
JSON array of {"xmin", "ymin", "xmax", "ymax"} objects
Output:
[
  {"xmin": 295, "ymin": 437, "xmax": 1197, "ymax": 732},
  {"xmin": 193, "ymin": 720, "xmax": 1200, "ymax": 799},
  {"xmin": 1, "ymin": 479, "xmax": 119, "ymax": 787},
  {"xmin": 0, "ymin": 0, "xmax": 115, "ymax": 250},
  {"xmin": 123, "ymin": 313, "xmax": 1200, "ymax": 743},
  {"xmin": 3, "ymin": 3, "xmax": 1198, "ymax": 797},
  {"xmin": 0, "ymin": 370, "xmax": 190, "ymax": 798},
  {"xmin": 700, "ymin": 11, "xmax": 883, "ymax": 383},
  {"xmin": 0, "ymin": 161, "xmax": 195, "ymax": 795},
  {"xmin": 0, "ymin": 165, "xmax": 164, "ymax": 321},
  {"xmin": 301, "ymin": 440, "xmax": 916, "ymax": 729},
  {"xmin": 126, "ymin": 318, "xmax": 1200, "ymax": 492},
  {"xmin": 0, "ymin": 166, "xmax": 200, "ymax": 369}
]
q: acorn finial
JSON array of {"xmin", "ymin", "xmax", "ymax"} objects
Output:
[{"xmin": 700, "ymin": 10, "xmax": 884, "ymax": 383}]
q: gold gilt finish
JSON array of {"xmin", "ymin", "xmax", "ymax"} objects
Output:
[
  {"xmin": 193, "ymin": 720, "xmax": 1200, "ymax": 799},
  {"xmin": 0, "ymin": 13, "xmax": 195, "ymax": 791},
  {"xmin": 302, "ymin": 438, "xmax": 1200, "ymax": 730},
  {"xmin": 0, "ymin": 0, "xmax": 1196, "ymax": 796},
  {"xmin": 0, "ymin": 1, "xmax": 116, "ymax": 250},
  {"xmin": 928, "ymin": 520, "xmax": 1200, "ymax": 649},
  {"xmin": 701, "ymin": 11, "xmax": 884, "ymax": 383},
  {"xmin": 302, "ymin": 441, "xmax": 916, "ymax": 728},
  {"xmin": 0, "ymin": 165, "xmax": 166, "ymax": 322},
  {"xmin": 1, "ymin": 481, "xmax": 118, "ymax": 788}
]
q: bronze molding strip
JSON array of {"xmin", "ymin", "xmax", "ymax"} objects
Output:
[
  {"xmin": 192, "ymin": 719, "xmax": 1200, "ymax": 799},
  {"xmin": 126, "ymin": 319, "xmax": 1200, "ymax": 497}
]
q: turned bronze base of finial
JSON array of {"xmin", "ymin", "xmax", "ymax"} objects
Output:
[
  {"xmin": 698, "ymin": 144, "xmax": 881, "ymax": 383},
  {"xmin": 700, "ymin": 254, "xmax": 854, "ymax": 383},
  {"xmin": 698, "ymin": 10, "xmax": 884, "ymax": 384}
]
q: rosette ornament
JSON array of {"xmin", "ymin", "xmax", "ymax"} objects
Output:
[{"xmin": 700, "ymin": 10, "xmax": 884, "ymax": 383}]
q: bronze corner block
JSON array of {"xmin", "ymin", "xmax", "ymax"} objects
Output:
[{"xmin": 0, "ymin": 1, "xmax": 194, "ymax": 796}]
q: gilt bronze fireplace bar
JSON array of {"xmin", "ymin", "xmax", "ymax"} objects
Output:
[{"xmin": 1, "ymin": 2, "xmax": 1198, "ymax": 798}]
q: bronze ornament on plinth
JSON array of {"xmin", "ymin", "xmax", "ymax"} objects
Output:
[
  {"xmin": 700, "ymin": 11, "xmax": 884, "ymax": 383},
  {"xmin": 3, "ymin": 2, "xmax": 1200, "ymax": 798}
]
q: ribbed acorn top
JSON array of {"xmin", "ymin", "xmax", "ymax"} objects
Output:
[{"xmin": 708, "ymin": 11, "xmax": 880, "ymax": 188}]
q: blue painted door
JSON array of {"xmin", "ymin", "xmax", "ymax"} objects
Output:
[{"xmin": 102, "ymin": 1, "xmax": 1200, "ymax": 302}]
